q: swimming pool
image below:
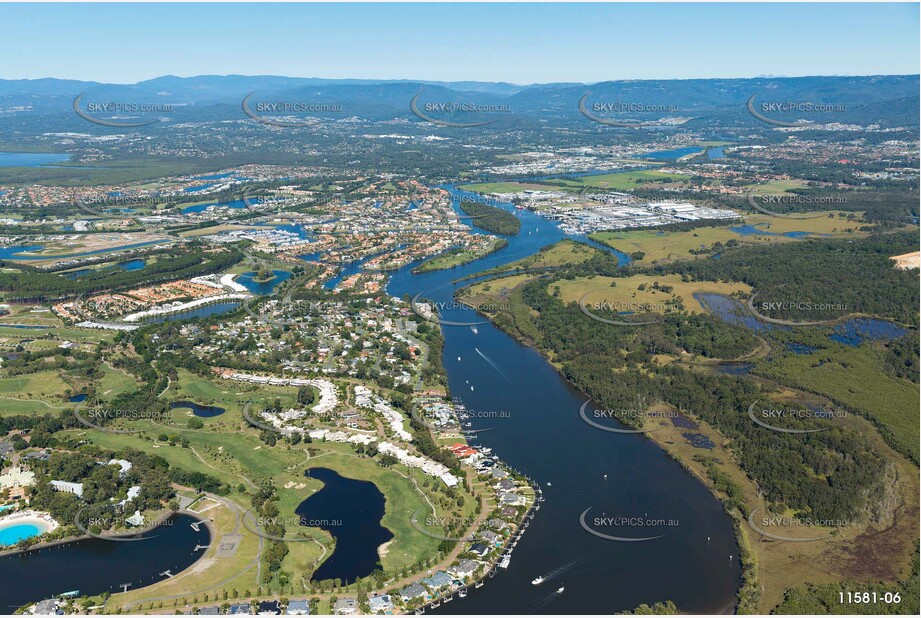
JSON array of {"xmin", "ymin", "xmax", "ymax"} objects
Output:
[{"xmin": 0, "ymin": 523, "xmax": 43, "ymax": 546}]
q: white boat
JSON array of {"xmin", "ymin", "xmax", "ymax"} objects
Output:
[
  {"xmin": 499, "ymin": 555, "xmax": 511, "ymax": 568},
  {"xmin": 457, "ymin": 356, "xmax": 461, "ymax": 361},
  {"xmin": 471, "ymin": 327, "xmax": 478, "ymax": 334},
  {"xmin": 470, "ymin": 386, "xmax": 474, "ymax": 391},
  {"xmin": 531, "ymin": 576, "xmax": 545, "ymax": 585},
  {"xmin": 546, "ymin": 482, "xmax": 551, "ymax": 486},
  {"xmin": 458, "ymin": 590, "xmax": 467, "ymax": 598},
  {"xmin": 556, "ymin": 586, "xmax": 565, "ymax": 594}
]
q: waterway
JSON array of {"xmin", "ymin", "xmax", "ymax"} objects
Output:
[
  {"xmin": 143, "ymin": 301, "xmax": 242, "ymax": 324},
  {"xmin": 0, "ymin": 152, "xmax": 71, "ymax": 167},
  {"xmin": 386, "ymin": 187, "xmax": 741, "ymax": 614},
  {"xmin": 298, "ymin": 467, "xmax": 391, "ymax": 584},
  {"xmin": 0, "ymin": 513, "xmax": 209, "ymax": 611},
  {"xmin": 236, "ymin": 270, "xmax": 292, "ymax": 295}
]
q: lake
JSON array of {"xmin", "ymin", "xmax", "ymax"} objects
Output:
[
  {"xmin": 236, "ymin": 270, "xmax": 292, "ymax": 295},
  {"xmin": 170, "ymin": 400, "xmax": 226, "ymax": 418},
  {"xmin": 299, "ymin": 467, "xmax": 392, "ymax": 584},
  {"xmin": 0, "ymin": 513, "xmax": 208, "ymax": 611},
  {"xmin": 637, "ymin": 146, "xmax": 704, "ymax": 160},
  {"xmin": 144, "ymin": 301, "xmax": 241, "ymax": 324},
  {"xmin": 0, "ymin": 152, "xmax": 71, "ymax": 167}
]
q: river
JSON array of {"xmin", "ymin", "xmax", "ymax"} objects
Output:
[{"xmin": 386, "ymin": 187, "xmax": 741, "ymax": 614}]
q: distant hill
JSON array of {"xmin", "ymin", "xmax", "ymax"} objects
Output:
[{"xmin": 0, "ymin": 74, "xmax": 916, "ymax": 129}]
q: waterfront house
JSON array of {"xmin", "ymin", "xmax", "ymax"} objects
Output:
[
  {"xmin": 228, "ymin": 603, "xmax": 250, "ymax": 615},
  {"xmin": 448, "ymin": 559, "xmax": 478, "ymax": 579},
  {"xmin": 498, "ymin": 492, "xmax": 524, "ymax": 506},
  {"xmin": 499, "ymin": 506, "xmax": 517, "ymax": 518},
  {"xmin": 399, "ymin": 583, "xmax": 427, "ymax": 602},
  {"xmin": 421, "ymin": 571, "xmax": 453, "ymax": 591},
  {"xmin": 0, "ymin": 441, "xmax": 12, "ymax": 457},
  {"xmin": 285, "ymin": 600, "xmax": 311, "ymax": 615},
  {"xmin": 490, "ymin": 468, "xmax": 508, "ymax": 480},
  {"xmin": 368, "ymin": 594, "xmax": 394, "ymax": 613},
  {"xmin": 32, "ymin": 599, "xmax": 58, "ymax": 615},
  {"xmin": 331, "ymin": 597, "xmax": 357, "ymax": 615},
  {"xmin": 125, "ymin": 510, "xmax": 145, "ymax": 527},
  {"xmin": 468, "ymin": 542, "xmax": 490, "ymax": 557},
  {"xmin": 198, "ymin": 607, "xmax": 220, "ymax": 615},
  {"xmin": 495, "ymin": 479, "xmax": 516, "ymax": 492},
  {"xmin": 479, "ymin": 530, "xmax": 501, "ymax": 545}
]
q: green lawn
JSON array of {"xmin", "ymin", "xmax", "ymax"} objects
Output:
[{"xmin": 460, "ymin": 170, "xmax": 690, "ymax": 194}]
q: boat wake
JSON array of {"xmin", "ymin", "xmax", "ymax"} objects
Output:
[
  {"xmin": 474, "ymin": 347, "xmax": 520, "ymax": 390},
  {"xmin": 533, "ymin": 558, "xmax": 584, "ymax": 585}
]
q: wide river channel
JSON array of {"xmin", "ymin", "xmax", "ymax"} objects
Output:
[{"xmin": 386, "ymin": 187, "xmax": 741, "ymax": 614}]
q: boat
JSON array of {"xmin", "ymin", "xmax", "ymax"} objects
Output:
[
  {"xmin": 531, "ymin": 576, "xmax": 545, "ymax": 585},
  {"xmin": 499, "ymin": 555, "xmax": 511, "ymax": 568},
  {"xmin": 556, "ymin": 586, "xmax": 565, "ymax": 594},
  {"xmin": 546, "ymin": 482, "xmax": 551, "ymax": 486},
  {"xmin": 471, "ymin": 327, "xmax": 478, "ymax": 334},
  {"xmin": 457, "ymin": 356, "xmax": 461, "ymax": 361},
  {"xmin": 470, "ymin": 386, "xmax": 474, "ymax": 391},
  {"xmin": 458, "ymin": 590, "xmax": 467, "ymax": 598}
]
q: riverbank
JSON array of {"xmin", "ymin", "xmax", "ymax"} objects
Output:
[
  {"xmin": 457, "ymin": 268, "xmax": 919, "ymax": 613},
  {"xmin": 412, "ymin": 238, "xmax": 508, "ymax": 274}
]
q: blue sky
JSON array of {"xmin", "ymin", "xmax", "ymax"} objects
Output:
[{"xmin": 1, "ymin": 3, "xmax": 918, "ymax": 83}]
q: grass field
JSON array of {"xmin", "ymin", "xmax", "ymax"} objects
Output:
[
  {"xmin": 0, "ymin": 370, "xmax": 71, "ymax": 408},
  {"xmin": 459, "ymin": 170, "xmax": 689, "ymax": 194},
  {"xmin": 591, "ymin": 212, "xmax": 862, "ymax": 265},
  {"xmin": 552, "ymin": 274, "xmax": 752, "ymax": 314},
  {"xmin": 96, "ymin": 362, "xmax": 141, "ymax": 399},
  {"xmin": 468, "ymin": 238, "xmax": 604, "ymax": 279}
]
